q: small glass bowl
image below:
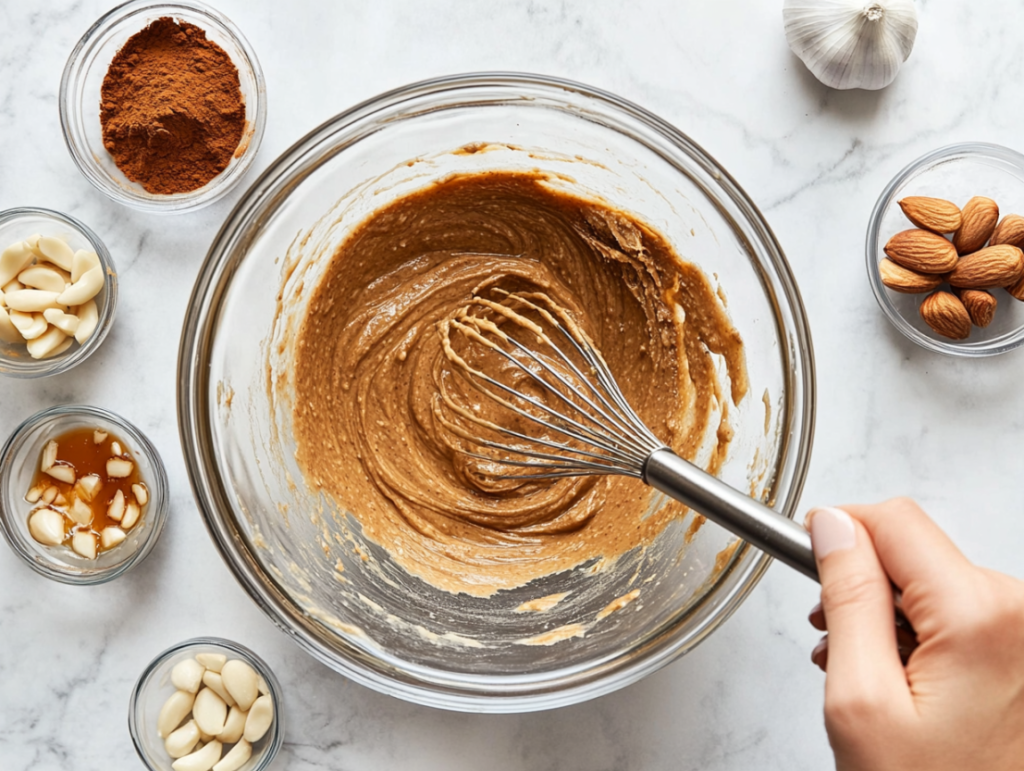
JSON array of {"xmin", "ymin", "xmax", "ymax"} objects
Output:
[
  {"xmin": 0, "ymin": 208, "xmax": 117, "ymax": 378},
  {"xmin": 59, "ymin": 0, "xmax": 267, "ymax": 214},
  {"xmin": 867, "ymin": 142, "xmax": 1024, "ymax": 357},
  {"xmin": 129, "ymin": 637, "xmax": 284, "ymax": 771},
  {"xmin": 0, "ymin": 405, "xmax": 167, "ymax": 584}
]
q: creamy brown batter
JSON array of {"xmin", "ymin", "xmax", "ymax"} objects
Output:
[{"xmin": 293, "ymin": 172, "xmax": 747, "ymax": 597}]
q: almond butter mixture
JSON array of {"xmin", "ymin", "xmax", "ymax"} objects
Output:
[{"xmin": 292, "ymin": 172, "xmax": 747, "ymax": 596}]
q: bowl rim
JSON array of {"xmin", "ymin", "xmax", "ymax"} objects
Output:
[
  {"xmin": 866, "ymin": 141, "xmax": 1024, "ymax": 357},
  {"xmin": 58, "ymin": 0, "xmax": 267, "ymax": 214},
  {"xmin": 0, "ymin": 404, "xmax": 168, "ymax": 584},
  {"xmin": 128, "ymin": 636, "xmax": 284, "ymax": 771},
  {"xmin": 176, "ymin": 71, "xmax": 817, "ymax": 712},
  {"xmin": 0, "ymin": 207, "xmax": 118, "ymax": 379}
]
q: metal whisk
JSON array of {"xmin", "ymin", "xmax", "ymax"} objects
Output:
[
  {"xmin": 437, "ymin": 287, "xmax": 820, "ymax": 581},
  {"xmin": 438, "ymin": 288, "xmax": 917, "ymax": 659}
]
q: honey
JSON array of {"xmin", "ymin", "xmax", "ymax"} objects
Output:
[{"xmin": 25, "ymin": 426, "xmax": 148, "ymax": 556}]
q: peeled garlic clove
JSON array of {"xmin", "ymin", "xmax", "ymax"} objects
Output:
[
  {"xmin": 121, "ymin": 500, "xmax": 141, "ymax": 530},
  {"xmin": 10, "ymin": 310, "xmax": 47, "ymax": 340},
  {"xmin": 107, "ymin": 457, "xmax": 133, "ymax": 478},
  {"xmin": 0, "ymin": 241, "xmax": 34, "ymax": 286},
  {"xmin": 132, "ymin": 482, "xmax": 149, "ymax": 506},
  {"xmin": 18, "ymin": 265, "xmax": 65, "ymax": 294},
  {"xmin": 44, "ymin": 463, "xmax": 76, "ymax": 485},
  {"xmin": 195, "ymin": 653, "xmax": 226, "ymax": 673},
  {"xmin": 220, "ymin": 659, "xmax": 259, "ymax": 712},
  {"xmin": 93, "ymin": 429, "xmax": 108, "ymax": 444},
  {"xmin": 25, "ymin": 484, "xmax": 44, "ymax": 504},
  {"xmin": 67, "ymin": 497, "xmax": 93, "ymax": 526},
  {"xmin": 171, "ymin": 740, "xmax": 222, "ymax": 771},
  {"xmin": 75, "ymin": 299, "xmax": 99, "ymax": 344},
  {"xmin": 0, "ymin": 306, "xmax": 21, "ymax": 344},
  {"xmin": 216, "ymin": 705, "xmax": 247, "ymax": 744},
  {"xmin": 158, "ymin": 690, "xmax": 196, "ymax": 738},
  {"xmin": 242, "ymin": 694, "xmax": 273, "ymax": 742},
  {"xmin": 38, "ymin": 236, "xmax": 75, "ymax": 271},
  {"xmin": 4, "ymin": 289, "xmax": 61, "ymax": 313},
  {"xmin": 172, "ymin": 658, "xmax": 206, "ymax": 694},
  {"xmin": 71, "ymin": 249, "xmax": 100, "ymax": 283},
  {"xmin": 71, "ymin": 530, "xmax": 97, "ymax": 559},
  {"xmin": 107, "ymin": 489, "xmax": 126, "ymax": 521},
  {"xmin": 165, "ymin": 719, "xmax": 201, "ymax": 759},
  {"xmin": 193, "ymin": 688, "xmax": 228, "ymax": 736},
  {"xmin": 28, "ymin": 507, "xmax": 65, "ymax": 546},
  {"xmin": 783, "ymin": 0, "xmax": 919, "ymax": 90},
  {"xmin": 27, "ymin": 325, "xmax": 69, "ymax": 360},
  {"xmin": 74, "ymin": 473, "xmax": 103, "ymax": 502},
  {"xmin": 257, "ymin": 674, "xmax": 269, "ymax": 696},
  {"xmin": 43, "ymin": 308, "xmax": 80, "ymax": 336},
  {"xmin": 201, "ymin": 671, "xmax": 236, "ymax": 707},
  {"xmin": 100, "ymin": 526, "xmax": 126, "ymax": 549},
  {"xmin": 57, "ymin": 265, "xmax": 103, "ymax": 307},
  {"xmin": 43, "ymin": 336, "xmax": 74, "ymax": 359},
  {"xmin": 212, "ymin": 739, "xmax": 251, "ymax": 771}
]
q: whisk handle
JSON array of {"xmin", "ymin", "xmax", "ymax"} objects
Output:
[{"xmin": 644, "ymin": 448, "xmax": 819, "ymax": 581}]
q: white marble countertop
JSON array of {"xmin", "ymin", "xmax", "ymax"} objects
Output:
[{"xmin": 3, "ymin": 1, "xmax": 1023, "ymax": 768}]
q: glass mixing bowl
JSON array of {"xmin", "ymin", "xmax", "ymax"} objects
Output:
[{"xmin": 178, "ymin": 73, "xmax": 815, "ymax": 712}]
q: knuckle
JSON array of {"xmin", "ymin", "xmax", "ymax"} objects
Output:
[
  {"xmin": 820, "ymin": 571, "xmax": 882, "ymax": 613},
  {"xmin": 824, "ymin": 689, "xmax": 888, "ymax": 732}
]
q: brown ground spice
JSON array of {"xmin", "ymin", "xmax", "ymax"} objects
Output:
[{"xmin": 100, "ymin": 17, "xmax": 246, "ymax": 195}]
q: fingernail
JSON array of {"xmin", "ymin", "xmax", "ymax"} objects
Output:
[
  {"xmin": 811, "ymin": 636, "xmax": 828, "ymax": 669},
  {"xmin": 809, "ymin": 506, "xmax": 856, "ymax": 559},
  {"xmin": 808, "ymin": 602, "xmax": 822, "ymax": 622}
]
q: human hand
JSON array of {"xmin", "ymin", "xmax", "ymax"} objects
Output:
[{"xmin": 805, "ymin": 499, "xmax": 1024, "ymax": 771}]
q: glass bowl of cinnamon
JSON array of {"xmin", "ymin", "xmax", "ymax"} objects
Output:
[{"xmin": 59, "ymin": 0, "xmax": 266, "ymax": 214}]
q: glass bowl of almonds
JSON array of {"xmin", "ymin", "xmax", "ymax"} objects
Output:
[
  {"xmin": 0, "ymin": 404, "xmax": 167, "ymax": 584},
  {"xmin": 0, "ymin": 207, "xmax": 118, "ymax": 377},
  {"xmin": 867, "ymin": 142, "xmax": 1024, "ymax": 357},
  {"xmin": 129, "ymin": 637, "xmax": 283, "ymax": 771}
]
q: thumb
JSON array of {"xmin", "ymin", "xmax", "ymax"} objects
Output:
[{"xmin": 808, "ymin": 507, "xmax": 911, "ymax": 706}]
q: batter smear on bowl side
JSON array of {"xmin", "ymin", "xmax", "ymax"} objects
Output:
[{"xmin": 292, "ymin": 171, "xmax": 747, "ymax": 596}]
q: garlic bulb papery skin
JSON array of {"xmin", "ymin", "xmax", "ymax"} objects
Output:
[{"xmin": 783, "ymin": 0, "xmax": 919, "ymax": 90}]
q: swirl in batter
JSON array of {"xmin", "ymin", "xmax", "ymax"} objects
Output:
[{"xmin": 293, "ymin": 172, "xmax": 747, "ymax": 596}]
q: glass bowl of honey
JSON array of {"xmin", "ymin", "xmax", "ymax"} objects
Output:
[{"xmin": 0, "ymin": 404, "xmax": 168, "ymax": 584}]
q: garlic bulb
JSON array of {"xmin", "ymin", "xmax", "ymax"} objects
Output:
[{"xmin": 783, "ymin": 0, "xmax": 919, "ymax": 90}]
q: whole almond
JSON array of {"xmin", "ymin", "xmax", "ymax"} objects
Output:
[
  {"xmin": 953, "ymin": 196, "xmax": 999, "ymax": 254},
  {"xmin": 1007, "ymin": 273, "xmax": 1024, "ymax": 301},
  {"xmin": 878, "ymin": 258, "xmax": 943, "ymax": 293},
  {"xmin": 989, "ymin": 214, "xmax": 1024, "ymax": 248},
  {"xmin": 948, "ymin": 244, "xmax": 1024, "ymax": 288},
  {"xmin": 920, "ymin": 291, "xmax": 971, "ymax": 340},
  {"xmin": 898, "ymin": 196, "xmax": 962, "ymax": 234},
  {"xmin": 883, "ymin": 229, "xmax": 959, "ymax": 274},
  {"xmin": 959, "ymin": 289, "xmax": 997, "ymax": 327}
]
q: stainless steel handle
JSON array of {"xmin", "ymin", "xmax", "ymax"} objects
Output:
[
  {"xmin": 643, "ymin": 448, "xmax": 818, "ymax": 580},
  {"xmin": 644, "ymin": 448, "xmax": 918, "ymax": 662}
]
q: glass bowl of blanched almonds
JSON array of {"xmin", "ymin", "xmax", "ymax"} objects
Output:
[
  {"xmin": 0, "ymin": 207, "xmax": 117, "ymax": 377},
  {"xmin": 130, "ymin": 638, "xmax": 283, "ymax": 771}
]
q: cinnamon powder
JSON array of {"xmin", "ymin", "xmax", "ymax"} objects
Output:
[{"xmin": 100, "ymin": 17, "xmax": 247, "ymax": 195}]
